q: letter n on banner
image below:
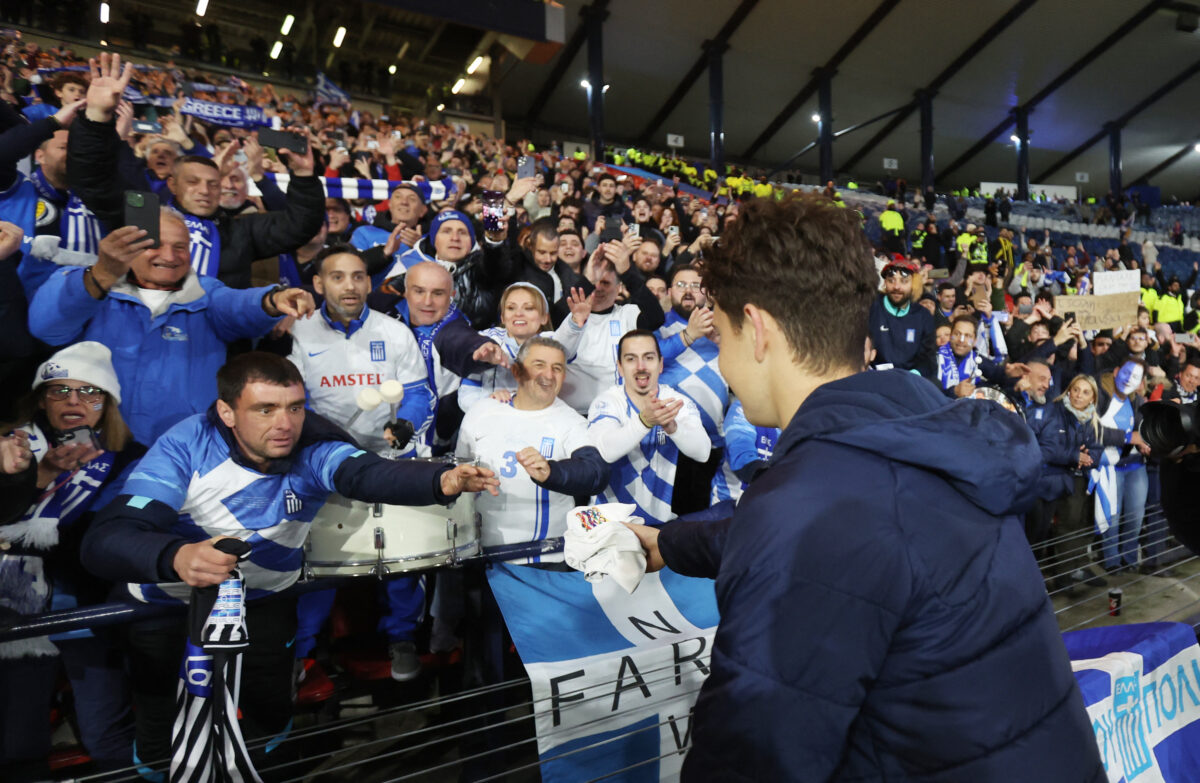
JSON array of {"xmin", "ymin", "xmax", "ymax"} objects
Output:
[{"xmin": 488, "ymin": 563, "xmax": 719, "ymax": 782}]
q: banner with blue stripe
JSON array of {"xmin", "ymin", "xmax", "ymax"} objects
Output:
[
  {"xmin": 488, "ymin": 563, "xmax": 718, "ymax": 781},
  {"xmin": 1066, "ymin": 622, "xmax": 1200, "ymax": 782}
]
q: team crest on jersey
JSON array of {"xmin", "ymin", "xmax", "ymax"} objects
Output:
[
  {"xmin": 609, "ymin": 320, "xmax": 621, "ymax": 336},
  {"xmin": 370, "ymin": 341, "xmax": 386, "ymax": 361},
  {"xmin": 284, "ymin": 489, "xmax": 302, "ymax": 515},
  {"xmin": 35, "ymin": 199, "xmax": 58, "ymax": 228},
  {"xmin": 539, "ymin": 437, "xmax": 555, "ymax": 458},
  {"xmin": 162, "ymin": 326, "xmax": 188, "ymax": 341}
]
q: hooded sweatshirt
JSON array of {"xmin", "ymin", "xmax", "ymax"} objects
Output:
[{"xmin": 658, "ymin": 369, "xmax": 1103, "ymax": 782}]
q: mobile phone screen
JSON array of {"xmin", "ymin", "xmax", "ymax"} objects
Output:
[{"xmin": 257, "ymin": 128, "xmax": 308, "ymax": 155}]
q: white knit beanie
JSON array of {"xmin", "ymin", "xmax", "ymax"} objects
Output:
[{"xmin": 32, "ymin": 342, "xmax": 122, "ymax": 404}]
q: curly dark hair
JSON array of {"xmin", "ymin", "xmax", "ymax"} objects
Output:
[{"xmin": 702, "ymin": 192, "xmax": 876, "ymax": 374}]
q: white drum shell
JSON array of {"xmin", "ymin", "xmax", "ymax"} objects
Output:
[{"xmin": 305, "ymin": 493, "xmax": 479, "ymax": 577}]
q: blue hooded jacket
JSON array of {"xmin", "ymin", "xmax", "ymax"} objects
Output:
[
  {"xmin": 28, "ymin": 267, "xmax": 281, "ymax": 446},
  {"xmin": 658, "ymin": 369, "xmax": 1103, "ymax": 782}
]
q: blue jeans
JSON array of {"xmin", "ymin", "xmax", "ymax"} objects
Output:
[{"xmin": 1101, "ymin": 465, "xmax": 1148, "ymax": 570}]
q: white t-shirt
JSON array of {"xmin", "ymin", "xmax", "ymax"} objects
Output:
[
  {"xmin": 559, "ymin": 304, "xmax": 641, "ymax": 414},
  {"xmin": 456, "ymin": 396, "xmax": 593, "ymax": 562}
]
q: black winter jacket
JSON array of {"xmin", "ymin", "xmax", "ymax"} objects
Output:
[{"xmin": 67, "ymin": 114, "xmax": 325, "ymax": 290}]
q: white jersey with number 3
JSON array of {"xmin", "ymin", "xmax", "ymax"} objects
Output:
[{"xmin": 455, "ymin": 397, "xmax": 593, "ymax": 563}]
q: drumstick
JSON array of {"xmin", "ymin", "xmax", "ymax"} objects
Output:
[
  {"xmin": 379, "ymin": 379, "xmax": 405, "ymax": 421},
  {"xmin": 346, "ymin": 387, "xmax": 383, "ymax": 429}
]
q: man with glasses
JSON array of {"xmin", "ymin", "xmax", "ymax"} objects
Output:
[
  {"xmin": 658, "ymin": 264, "xmax": 728, "ymax": 514},
  {"xmin": 936, "ymin": 315, "xmax": 1007, "ymax": 398},
  {"xmin": 868, "ymin": 257, "xmax": 936, "ymax": 378}
]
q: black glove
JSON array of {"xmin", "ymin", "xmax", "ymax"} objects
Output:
[{"xmin": 384, "ymin": 418, "xmax": 416, "ymax": 450}]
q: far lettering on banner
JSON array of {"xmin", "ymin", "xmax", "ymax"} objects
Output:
[
  {"xmin": 488, "ymin": 563, "xmax": 719, "ymax": 782},
  {"xmin": 1066, "ymin": 622, "xmax": 1200, "ymax": 782},
  {"xmin": 1057, "ymin": 293, "xmax": 1140, "ymax": 331},
  {"xmin": 1092, "ymin": 270, "xmax": 1141, "ymax": 297}
]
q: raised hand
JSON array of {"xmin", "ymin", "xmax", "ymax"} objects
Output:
[
  {"xmin": 86, "ymin": 52, "xmax": 134, "ymax": 122},
  {"xmin": 114, "ymin": 100, "xmax": 134, "ymax": 141},
  {"xmin": 506, "ymin": 176, "xmax": 539, "ymax": 206},
  {"xmin": 685, "ymin": 306, "xmax": 714, "ymax": 342},
  {"xmin": 242, "ymin": 135, "xmax": 265, "ymax": 180},
  {"xmin": 53, "ymin": 98, "xmax": 86, "ymax": 128},
  {"xmin": 265, "ymin": 288, "xmax": 316, "ymax": 318},
  {"xmin": 567, "ymin": 286, "xmax": 593, "ymax": 326},
  {"xmin": 603, "ymin": 239, "xmax": 632, "ymax": 274},
  {"xmin": 327, "ymin": 146, "xmax": 350, "ymax": 172},
  {"xmin": 277, "ymin": 127, "xmax": 314, "ymax": 176},
  {"xmin": 91, "ymin": 226, "xmax": 155, "ymax": 292},
  {"xmin": 0, "ymin": 221, "xmax": 24, "ymax": 261},
  {"xmin": 440, "ymin": 463, "xmax": 500, "ymax": 497},
  {"xmin": 473, "ymin": 341, "xmax": 510, "ymax": 368},
  {"xmin": 641, "ymin": 397, "xmax": 684, "ymax": 433},
  {"xmin": 0, "ymin": 431, "xmax": 33, "ymax": 475}
]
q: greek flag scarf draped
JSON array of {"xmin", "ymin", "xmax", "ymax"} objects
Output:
[
  {"xmin": 179, "ymin": 209, "xmax": 222, "ymax": 279},
  {"xmin": 171, "ymin": 541, "xmax": 259, "ymax": 783},
  {"xmin": 1088, "ymin": 397, "xmax": 1129, "ymax": 537},
  {"xmin": 936, "ymin": 344, "xmax": 978, "ymax": 390}
]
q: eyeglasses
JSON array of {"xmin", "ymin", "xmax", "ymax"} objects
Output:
[
  {"xmin": 44, "ymin": 385, "xmax": 105, "ymax": 402},
  {"xmin": 674, "ymin": 281, "xmax": 703, "ymax": 291},
  {"xmin": 883, "ymin": 270, "xmax": 912, "ymax": 280}
]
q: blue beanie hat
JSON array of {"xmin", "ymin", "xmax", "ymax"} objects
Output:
[{"xmin": 429, "ymin": 210, "xmax": 476, "ymax": 248}]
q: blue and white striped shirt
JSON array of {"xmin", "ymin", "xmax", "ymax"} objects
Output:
[
  {"xmin": 658, "ymin": 310, "xmax": 729, "ymax": 448},
  {"xmin": 119, "ymin": 414, "xmax": 362, "ymax": 603},
  {"xmin": 587, "ymin": 383, "xmax": 711, "ymax": 525}
]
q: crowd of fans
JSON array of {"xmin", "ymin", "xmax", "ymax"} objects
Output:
[{"xmin": 0, "ymin": 27, "xmax": 1197, "ymax": 781}]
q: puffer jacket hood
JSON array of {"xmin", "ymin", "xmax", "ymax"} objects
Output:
[{"xmin": 782, "ymin": 368, "xmax": 1040, "ymax": 517}]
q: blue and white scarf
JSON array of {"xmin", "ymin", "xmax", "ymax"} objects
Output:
[
  {"xmin": 31, "ymin": 168, "xmax": 102, "ymax": 257},
  {"xmin": 0, "ymin": 425, "xmax": 116, "ymax": 658},
  {"xmin": 936, "ymin": 343, "xmax": 979, "ymax": 390},
  {"xmin": 177, "ymin": 206, "xmax": 222, "ymax": 278}
]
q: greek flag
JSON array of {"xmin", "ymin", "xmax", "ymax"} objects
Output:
[
  {"xmin": 314, "ymin": 72, "xmax": 351, "ymax": 108},
  {"xmin": 488, "ymin": 563, "xmax": 718, "ymax": 782},
  {"xmin": 1065, "ymin": 622, "xmax": 1200, "ymax": 782}
]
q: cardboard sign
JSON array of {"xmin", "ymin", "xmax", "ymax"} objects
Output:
[
  {"xmin": 926, "ymin": 268, "xmax": 949, "ymax": 279},
  {"xmin": 1055, "ymin": 293, "xmax": 1140, "ymax": 330},
  {"xmin": 1092, "ymin": 270, "xmax": 1140, "ymax": 296}
]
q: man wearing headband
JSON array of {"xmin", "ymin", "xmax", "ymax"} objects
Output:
[{"xmin": 867, "ymin": 256, "xmax": 936, "ymax": 377}]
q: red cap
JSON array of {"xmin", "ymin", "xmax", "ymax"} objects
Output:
[{"xmin": 880, "ymin": 256, "xmax": 919, "ymax": 278}]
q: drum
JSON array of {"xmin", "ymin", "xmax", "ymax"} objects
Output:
[{"xmin": 304, "ymin": 459, "xmax": 480, "ymax": 577}]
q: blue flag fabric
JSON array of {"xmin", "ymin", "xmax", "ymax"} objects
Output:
[
  {"xmin": 314, "ymin": 72, "xmax": 351, "ymax": 108},
  {"xmin": 488, "ymin": 563, "xmax": 719, "ymax": 782},
  {"xmin": 1066, "ymin": 622, "xmax": 1200, "ymax": 782}
]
